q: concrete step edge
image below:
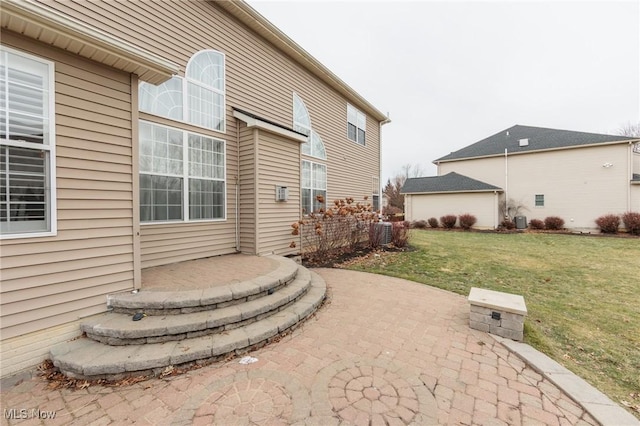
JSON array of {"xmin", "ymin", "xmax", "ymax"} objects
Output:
[
  {"xmin": 49, "ymin": 270, "xmax": 327, "ymax": 380},
  {"xmin": 81, "ymin": 269, "xmax": 313, "ymax": 344},
  {"xmin": 108, "ymin": 256, "xmax": 301, "ymax": 313}
]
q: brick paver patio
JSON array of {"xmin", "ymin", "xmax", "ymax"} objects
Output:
[{"xmin": 1, "ymin": 268, "xmax": 598, "ymax": 425}]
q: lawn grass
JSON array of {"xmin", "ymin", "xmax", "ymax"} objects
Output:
[{"xmin": 345, "ymin": 230, "xmax": 640, "ymax": 417}]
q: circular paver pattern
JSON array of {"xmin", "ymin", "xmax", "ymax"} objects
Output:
[
  {"xmin": 173, "ymin": 370, "xmax": 310, "ymax": 425},
  {"xmin": 312, "ymin": 358, "xmax": 438, "ymax": 425},
  {"xmin": 203, "ymin": 377, "xmax": 293, "ymax": 424},
  {"xmin": 330, "ymin": 365, "xmax": 419, "ymax": 424}
]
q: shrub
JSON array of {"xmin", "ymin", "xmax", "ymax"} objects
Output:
[
  {"xmin": 411, "ymin": 220, "xmax": 428, "ymax": 229},
  {"xmin": 529, "ymin": 219, "xmax": 545, "ymax": 230},
  {"xmin": 440, "ymin": 215, "xmax": 457, "ymax": 229},
  {"xmin": 622, "ymin": 211, "xmax": 640, "ymax": 235},
  {"xmin": 595, "ymin": 214, "xmax": 621, "ymax": 234},
  {"xmin": 391, "ymin": 221, "xmax": 410, "ymax": 248},
  {"xmin": 295, "ymin": 197, "xmax": 378, "ymax": 259},
  {"xmin": 500, "ymin": 219, "xmax": 515, "ymax": 230},
  {"xmin": 458, "ymin": 213, "xmax": 477, "ymax": 230},
  {"xmin": 544, "ymin": 216, "xmax": 565, "ymax": 230},
  {"xmin": 427, "ymin": 217, "xmax": 439, "ymax": 228}
]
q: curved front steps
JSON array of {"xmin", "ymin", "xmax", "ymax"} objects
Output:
[
  {"xmin": 49, "ymin": 258, "xmax": 326, "ymax": 381},
  {"xmin": 81, "ymin": 267, "xmax": 312, "ymax": 345}
]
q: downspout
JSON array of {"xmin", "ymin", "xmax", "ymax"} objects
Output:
[
  {"xmin": 628, "ymin": 141, "xmax": 633, "ymax": 212},
  {"xmin": 235, "ymin": 119, "xmax": 240, "ymax": 252},
  {"xmin": 504, "ymin": 148, "xmax": 508, "ymax": 218}
]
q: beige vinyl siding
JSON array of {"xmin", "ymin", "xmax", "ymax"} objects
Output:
[
  {"xmin": 38, "ymin": 0, "xmax": 382, "ymax": 210},
  {"xmin": 238, "ymin": 124, "xmax": 257, "ymax": 254},
  {"xmin": 438, "ymin": 144, "xmax": 631, "ymax": 230},
  {"xmin": 405, "ymin": 192, "xmax": 499, "ymax": 229},
  {"xmin": 0, "ymin": 32, "xmax": 134, "ymax": 341},
  {"xmin": 255, "ymin": 130, "xmax": 300, "ymax": 255}
]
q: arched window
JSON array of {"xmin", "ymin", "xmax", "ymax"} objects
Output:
[
  {"xmin": 139, "ymin": 76, "xmax": 183, "ymax": 121},
  {"xmin": 139, "ymin": 49, "xmax": 225, "ymax": 132},
  {"xmin": 186, "ymin": 50, "xmax": 225, "ymax": 131},
  {"xmin": 293, "ymin": 93, "xmax": 326, "ymax": 160},
  {"xmin": 293, "ymin": 93, "xmax": 311, "ymax": 136}
]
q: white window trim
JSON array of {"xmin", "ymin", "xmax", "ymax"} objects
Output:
[
  {"xmin": 139, "ymin": 50, "xmax": 226, "ymax": 134},
  {"xmin": 534, "ymin": 194, "xmax": 545, "ymax": 207},
  {"xmin": 347, "ymin": 103, "xmax": 366, "ymax": 146},
  {"xmin": 301, "ymin": 159, "xmax": 327, "ymax": 215},
  {"xmin": 139, "ymin": 121, "xmax": 226, "ymax": 225},
  {"xmin": 1, "ymin": 46, "xmax": 57, "ymax": 240}
]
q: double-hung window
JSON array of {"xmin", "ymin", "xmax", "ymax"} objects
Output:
[
  {"xmin": 1, "ymin": 47, "xmax": 56, "ymax": 238},
  {"xmin": 301, "ymin": 160, "xmax": 326, "ymax": 214},
  {"xmin": 372, "ymin": 176, "xmax": 380, "ymax": 211},
  {"xmin": 535, "ymin": 194, "xmax": 544, "ymax": 207},
  {"xmin": 347, "ymin": 104, "xmax": 366, "ymax": 145},
  {"xmin": 139, "ymin": 122, "xmax": 225, "ymax": 223}
]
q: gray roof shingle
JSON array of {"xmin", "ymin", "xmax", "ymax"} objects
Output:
[
  {"xmin": 435, "ymin": 125, "xmax": 635, "ymax": 162},
  {"xmin": 401, "ymin": 172, "xmax": 503, "ymax": 194}
]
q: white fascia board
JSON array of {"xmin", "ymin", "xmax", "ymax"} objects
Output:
[
  {"xmin": 1, "ymin": 0, "xmax": 179, "ymax": 84},
  {"xmin": 233, "ymin": 110, "xmax": 307, "ymax": 143}
]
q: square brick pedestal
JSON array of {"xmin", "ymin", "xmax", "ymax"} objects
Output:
[{"xmin": 468, "ymin": 287, "xmax": 527, "ymax": 341}]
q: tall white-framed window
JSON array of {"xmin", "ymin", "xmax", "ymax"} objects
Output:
[
  {"xmin": 372, "ymin": 176, "xmax": 380, "ymax": 211},
  {"xmin": 139, "ymin": 49, "xmax": 225, "ymax": 132},
  {"xmin": 535, "ymin": 194, "xmax": 544, "ymax": 207},
  {"xmin": 347, "ymin": 104, "xmax": 366, "ymax": 145},
  {"xmin": 1, "ymin": 46, "xmax": 56, "ymax": 238},
  {"xmin": 139, "ymin": 121, "xmax": 225, "ymax": 223},
  {"xmin": 301, "ymin": 160, "xmax": 326, "ymax": 214}
]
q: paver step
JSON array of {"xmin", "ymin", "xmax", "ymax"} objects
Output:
[
  {"xmin": 50, "ymin": 271, "xmax": 326, "ymax": 380},
  {"xmin": 107, "ymin": 255, "xmax": 299, "ymax": 315},
  {"xmin": 81, "ymin": 267, "xmax": 312, "ymax": 345}
]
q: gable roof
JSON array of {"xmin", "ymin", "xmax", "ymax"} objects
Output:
[
  {"xmin": 401, "ymin": 172, "xmax": 502, "ymax": 194},
  {"xmin": 435, "ymin": 125, "xmax": 637, "ymax": 163}
]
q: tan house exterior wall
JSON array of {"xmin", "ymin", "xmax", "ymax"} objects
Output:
[
  {"xmin": 405, "ymin": 192, "xmax": 500, "ymax": 229},
  {"xmin": 438, "ymin": 144, "xmax": 633, "ymax": 230},
  {"xmin": 33, "ymin": 0, "xmax": 381, "ymax": 263},
  {"xmin": 255, "ymin": 130, "xmax": 301, "ymax": 256},
  {"xmin": 0, "ymin": 32, "xmax": 136, "ymax": 374},
  {"xmin": 1, "ymin": 1, "xmax": 386, "ymax": 377}
]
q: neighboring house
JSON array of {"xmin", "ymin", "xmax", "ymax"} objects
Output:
[
  {"xmin": 403, "ymin": 125, "xmax": 640, "ymax": 230},
  {"xmin": 0, "ymin": 0, "xmax": 388, "ymax": 377}
]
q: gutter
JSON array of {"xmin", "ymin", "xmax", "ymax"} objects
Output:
[{"xmin": 1, "ymin": 0, "xmax": 179, "ymax": 84}]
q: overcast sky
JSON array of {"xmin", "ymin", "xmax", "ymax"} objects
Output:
[{"xmin": 248, "ymin": 0, "xmax": 640, "ymax": 180}]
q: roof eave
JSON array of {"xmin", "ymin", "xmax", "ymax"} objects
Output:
[
  {"xmin": 434, "ymin": 138, "xmax": 639, "ymax": 163},
  {"xmin": 215, "ymin": 0, "xmax": 389, "ymax": 124},
  {"xmin": 1, "ymin": 0, "xmax": 179, "ymax": 84},
  {"xmin": 403, "ymin": 189, "xmax": 503, "ymax": 195}
]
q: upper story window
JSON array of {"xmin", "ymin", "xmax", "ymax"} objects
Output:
[
  {"xmin": 293, "ymin": 93, "xmax": 326, "ymax": 160},
  {"xmin": 1, "ymin": 46, "xmax": 56, "ymax": 238},
  {"xmin": 347, "ymin": 104, "xmax": 366, "ymax": 145},
  {"xmin": 293, "ymin": 93, "xmax": 311, "ymax": 136},
  {"xmin": 139, "ymin": 49, "xmax": 225, "ymax": 132}
]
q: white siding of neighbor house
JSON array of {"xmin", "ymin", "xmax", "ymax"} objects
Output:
[
  {"xmin": 0, "ymin": 32, "xmax": 135, "ymax": 375},
  {"xmin": 405, "ymin": 192, "xmax": 499, "ymax": 229},
  {"xmin": 438, "ymin": 144, "xmax": 633, "ymax": 230}
]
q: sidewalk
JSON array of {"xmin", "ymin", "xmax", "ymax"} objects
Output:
[{"xmin": 0, "ymin": 268, "xmax": 610, "ymax": 425}]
